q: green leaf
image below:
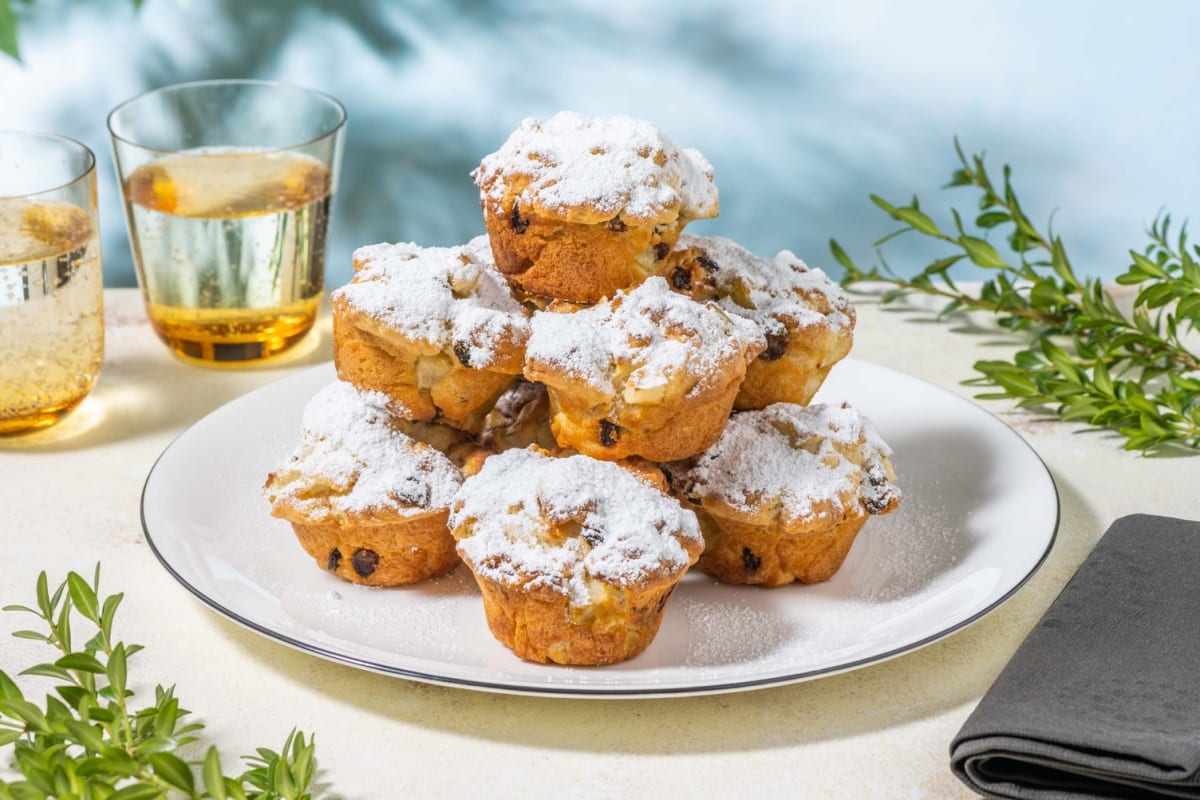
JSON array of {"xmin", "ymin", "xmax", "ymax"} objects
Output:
[
  {"xmin": 0, "ymin": 0, "xmax": 19, "ymax": 62},
  {"xmin": 67, "ymin": 573, "xmax": 99, "ymax": 624},
  {"xmin": 1050, "ymin": 238, "xmax": 1079, "ymax": 290},
  {"xmin": 0, "ymin": 728, "xmax": 22, "ymax": 746},
  {"xmin": 1136, "ymin": 283, "xmax": 1177, "ymax": 309},
  {"xmin": 11, "ymin": 630, "xmax": 50, "ymax": 642},
  {"xmin": 828, "ymin": 239, "xmax": 856, "ymax": 275},
  {"xmin": 109, "ymin": 784, "xmax": 163, "ymax": 800},
  {"xmin": 1130, "ymin": 250, "xmax": 1170, "ymax": 279},
  {"xmin": 1093, "ymin": 362, "xmax": 1114, "ymax": 397},
  {"xmin": 2, "ymin": 604, "xmax": 39, "ymax": 615},
  {"xmin": 271, "ymin": 757, "xmax": 297, "ymax": 797},
  {"xmin": 991, "ymin": 371, "xmax": 1039, "ymax": 397},
  {"xmin": 35, "ymin": 572, "xmax": 51, "ymax": 618},
  {"xmin": 892, "ymin": 205, "xmax": 943, "ymax": 237},
  {"xmin": 18, "ymin": 664, "xmax": 72, "ymax": 681},
  {"xmin": 106, "ymin": 644, "xmax": 127, "ymax": 700},
  {"xmin": 55, "ymin": 653, "xmax": 105, "ymax": 674},
  {"xmin": 869, "ymin": 194, "xmax": 898, "ymax": 215},
  {"xmin": 975, "ymin": 211, "xmax": 1010, "ymax": 229},
  {"xmin": 1029, "ymin": 280, "xmax": 1067, "ymax": 308},
  {"xmin": 922, "ymin": 254, "xmax": 965, "ymax": 276},
  {"xmin": 203, "ymin": 747, "xmax": 227, "ymax": 800},
  {"xmin": 149, "ymin": 752, "xmax": 194, "ymax": 794},
  {"xmin": 56, "ymin": 684, "xmax": 87, "ymax": 708},
  {"xmin": 100, "ymin": 594, "xmax": 123, "ymax": 641},
  {"xmin": 0, "ymin": 699, "xmax": 49, "ymax": 733},
  {"xmin": 135, "ymin": 736, "xmax": 180, "ymax": 756},
  {"xmin": 62, "ymin": 720, "xmax": 106, "ymax": 753},
  {"xmin": 153, "ymin": 697, "xmax": 178, "ymax": 737},
  {"xmin": 0, "ymin": 670, "xmax": 22, "ymax": 702},
  {"xmin": 959, "ymin": 235, "xmax": 1008, "ymax": 268}
]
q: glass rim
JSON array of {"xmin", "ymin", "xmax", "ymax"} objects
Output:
[
  {"xmin": 106, "ymin": 78, "xmax": 348, "ymax": 157},
  {"xmin": 0, "ymin": 130, "xmax": 97, "ymax": 200}
]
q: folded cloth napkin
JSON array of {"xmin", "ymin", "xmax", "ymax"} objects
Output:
[{"xmin": 951, "ymin": 513, "xmax": 1200, "ymax": 800}]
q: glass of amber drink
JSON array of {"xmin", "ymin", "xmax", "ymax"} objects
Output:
[
  {"xmin": 0, "ymin": 132, "xmax": 104, "ymax": 435},
  {"xmin": 108, "ymin": 80, "xmax": 345, "ymax": 364}
]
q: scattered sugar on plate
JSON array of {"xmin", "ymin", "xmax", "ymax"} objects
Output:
[
  {"xmin": 313, "ymin": 570, "xmax": 476, "ymax": 657},
  {"xmin": 680, "ymin": 594, "xmax": 794, "ymax": 667}
]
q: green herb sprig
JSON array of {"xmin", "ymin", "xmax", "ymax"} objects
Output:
[
  {"xmin": 0, "ymin": 566, "xmax": 321, "ymax": 799},
  {"xmin": 830, "ymin": 140, "xmax": 1200, "ymax": 453}
]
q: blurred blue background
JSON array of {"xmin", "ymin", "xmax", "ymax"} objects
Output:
[{"xmin": 3, "ymin": 0, "xmax": 1199, "ymax": 289}]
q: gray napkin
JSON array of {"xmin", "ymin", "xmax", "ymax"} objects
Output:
[{"xmin": 950, "ymin": 513, "xmax": 1200, "ymax": 800}]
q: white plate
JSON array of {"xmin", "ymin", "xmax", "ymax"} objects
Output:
[{"xmin": 142, "ymin": 359, "xmax": 1058, "ymax": 698}]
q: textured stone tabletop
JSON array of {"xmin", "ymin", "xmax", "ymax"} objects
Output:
[{"xmin": 2, "ymin": 288, "xmax": 1196, "ymax": 799}]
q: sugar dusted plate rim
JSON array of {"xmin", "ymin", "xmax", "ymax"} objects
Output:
[{"xmin": 141, "ymin": 358, "xmax": 1058, "ymax": 698}]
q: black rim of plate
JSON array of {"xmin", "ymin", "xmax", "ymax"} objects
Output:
[{"xmin": 140, "ymin": 360, "xmax": 1060, "ymax": 699}]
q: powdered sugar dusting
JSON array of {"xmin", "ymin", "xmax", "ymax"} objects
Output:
[
  {"xmin": 472, "ymin": 111, "xmax": 718, "ymax": 222},
  {"xmin": 681, "ymin": 594, "xmax": 794, "ymax": 665},
  {"xmin": 525, "ymin": 276, "xmax": 765, "ymax": 398},
  {"xmin": 334, "ymin": 236, "xmax": 530, "ymax": 369},
  {"xmin": 265, "ymin": 381, "xmax": 462, "ymax": 521},
  {"xmin": 451, "ymin": 448, "xmax": 702, "ymax": 606},
  {"xmin": 675, "ymin": 234, "xmax": 854, "ymax": 336},
  {"xmin": 670, "ymin": 402, "xmax": 900, "ymax": 524}
]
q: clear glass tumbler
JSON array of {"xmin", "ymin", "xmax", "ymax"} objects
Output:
[
  {"xmin": 0, "ymin": 132, "xmax": 104, "ymax": 435},
  {"xmin": 108, "ymin": 80, "xmax": 346, "ymax": 364}
]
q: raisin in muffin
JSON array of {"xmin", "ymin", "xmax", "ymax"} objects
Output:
[
  {"xmin": 664, "ymin": 402, "xmax": 900, "ymax": 587},
  {"xmin": 524, "ymin": 276, "xmax": 765, "ymax": 462},
  {"xmin": 472, "ymin": 112, "xmax": 718, "ymax": 303},
  {"xmin": 264, "ymin": 381, "xmax": 474, "ymax": 585},
  {"xmin": 663, "ymin": 235, "xmax": 855, "ymax": 409},
  {"xmin": 450, "ymin": 446, "xmax": 703, "ymax": 665},
  {"xmin": 331, "ymin": 236, "xmax": 531, "ymax": 434}
]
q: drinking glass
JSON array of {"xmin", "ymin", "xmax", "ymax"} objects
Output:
[
  {"xmin": 108, "ymin": 80, "xmax": 346, "ymax": 364},
  {"xmin": 0, "ymin": 132, "xmax": 104, "ymax": 435}
]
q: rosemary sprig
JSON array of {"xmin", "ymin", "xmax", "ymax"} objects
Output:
[
  {"xmin": 830, "ymin": 140, "xmax": 1200, "ymax": 453},
  {"xmin": 0, "ymin": 566, "xmax": 321, "ymax": 799}
]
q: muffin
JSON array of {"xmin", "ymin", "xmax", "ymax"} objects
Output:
[
  {"xmin": 663, "ymin": 235, "xmax": 855, "ymax": 409},
  {"xmin": 450, "ymin": 447, "xmax": 704, "ymax": 665},
  {"xmin": 524, "ymin": 276, "xmax": 765, "ymax": 462},
  {"xmin": 263, "ymin": 381, "xmax": 469, "ymax": 585},
  {"xmin": 479, "ymin": 380, "xmax": 559, "ymax": 454},
  {"xmin": 331, "ymin": 236, "xmax": 531, "ymax": 433},
  {"xmin": 664, "ymin": 402, "xmax": 900, "ymax": 587},
  {"xmin": 472, "ymin": 111, "xmax": 719, "ymax": 303}
]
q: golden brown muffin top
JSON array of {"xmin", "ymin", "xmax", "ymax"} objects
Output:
[
  {"xmin": 472, "ymin": 111, "xmax": 718, "ymax": 226},
  {"xmin": 264, "ymin": 381, "xmax": 462, "ymax": 525},
  {"xmin": 334, "ymin": 236, "xmax": 530, "ymax": 369},
  {"xmin": 524, "ymin": 276, "xmax": 765, "ymax": 405},
  {"xmin": 666, "ymin": 402, "xmax": 901, "ymax": 527},
  {"xmin": 667, "ymin": 234, "xmax": 856, "ymax": 346},
  {"xmin": 450, "ymin": 447, "xmax": 702, "ymax": 606}
]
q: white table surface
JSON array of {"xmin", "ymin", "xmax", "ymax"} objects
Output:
[{"xmin": 2, "ymin": 288, "xmax": 1197, "ymax": 799}]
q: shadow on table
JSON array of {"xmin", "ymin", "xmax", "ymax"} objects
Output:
[
  {"xmin": 211, "ymin": 473, "xmax": 1099, "ymax": 758},
  {"xmin": 0, "ymin": 318, "xmax": 334, "ymax": 454}
]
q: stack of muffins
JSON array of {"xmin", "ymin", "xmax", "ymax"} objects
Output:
[{"xmin": 264, "ymin": 112, "xmax": 901, "ymax": 666}]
